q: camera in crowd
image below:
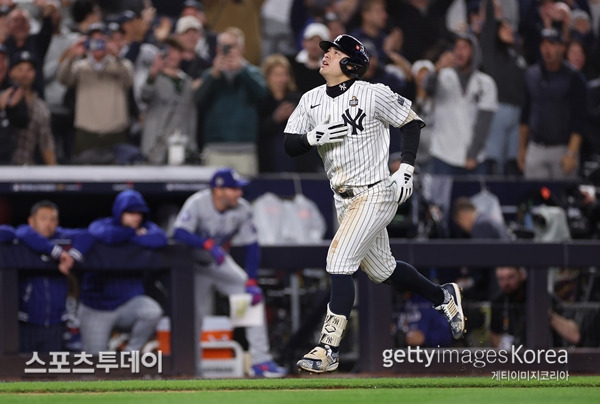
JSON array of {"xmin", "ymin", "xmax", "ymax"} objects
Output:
[{"xmin": 84, "ymin": 38, "xmax": 107, "ymax": 52}]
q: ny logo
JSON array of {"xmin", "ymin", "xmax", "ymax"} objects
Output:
[{"xmin": 342, "ymin": 108, "xmax": 366, "ymax": 135}]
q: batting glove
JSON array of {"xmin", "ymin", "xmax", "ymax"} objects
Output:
[
  {"xmin": 203, "ymin": 238, "xmax": 225, "ymax": 265},
  {"xmin": 306, "ymin": 114, "xmax": 349, "ymax": 146},
  {"xmin": 245, "ymin": 279, "xmax": 263, "ymax": 305},
  {"xmin": 391, "ymin": 163, "xmax": 414, "ymax": 205}
]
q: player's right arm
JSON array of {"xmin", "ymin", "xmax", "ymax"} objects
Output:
[
  {"xmin": 16, "ymin": 224, "xmax": 63, "ymax": 259},
  {"xmin": 283, "ymin": 95, "xmax": 313, "ymax": 156},
  {"xmin": 172, "ymin": 195, "xmax": 205, "ymax": 248},
  {"xmin": 284, "ymin": 91, "xmax": 348, "ymax": 156}
]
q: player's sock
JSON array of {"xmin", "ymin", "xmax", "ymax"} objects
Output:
[
  {"xmin": 329, "ymin": 274, "xmax": 354, "ymax": 318},
  {"xmin": 385, "ymin": 260, "xmax": 445, "ymax": 306}
]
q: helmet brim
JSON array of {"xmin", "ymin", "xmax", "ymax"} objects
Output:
[{"xmin": 319, "ymin": 40, "xmax": 342, "ymax": 54}]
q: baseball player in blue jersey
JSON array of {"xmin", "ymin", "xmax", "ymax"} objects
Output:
[
  {"xmin": 284, "ymin": 34, "xmax": 466, "ymax": 373},
  {"xmin": 16, "ymin": 200, "xmax": 95, "ymax": 353},
  {"xmin": 173, "ymin": 168, "xmax": 287, "ymax": 378}
]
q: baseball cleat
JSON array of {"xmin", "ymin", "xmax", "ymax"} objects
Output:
[
  {"xmin": 434, "ymin": 283, "xmax": 465, "ymax": 339},
  {"xmin": 297, "ymin": 345, "xmax": 339, "ymax": 373}
]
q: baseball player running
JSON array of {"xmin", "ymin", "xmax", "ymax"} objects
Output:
[
  {"xmin": 283, "ymin": 34, "xmax": 465, "ymax": 373},
  {"xmin": 173, "ymin": 168, "xmax": 287, "ymax": 378}
]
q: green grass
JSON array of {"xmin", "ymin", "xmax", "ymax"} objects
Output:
[{"xmin": 0, "ymin": 376, "xmax": 598, "ymax": 404}]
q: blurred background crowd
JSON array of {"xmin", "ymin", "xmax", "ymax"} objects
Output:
[{"xmin": 0, "ymin": 0, "xmax": 597, "ymax": 181}]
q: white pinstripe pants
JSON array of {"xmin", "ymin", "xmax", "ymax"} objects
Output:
[{"xmin": 327, "ymin": 178, "xmax": 398, "ymax": 283}]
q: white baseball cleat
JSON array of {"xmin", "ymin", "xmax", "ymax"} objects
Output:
[
  {"xmin": 297, "ymin": 345, "xmax": 339, "ymax": 373},
  {"xmin": 434, "ymin": 283, "xmax": 466, "ymax": 339}
]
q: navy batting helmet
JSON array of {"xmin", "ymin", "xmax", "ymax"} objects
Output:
[{"xmin": 319, "ymin": 34, "xmax": 370, "ymax": 79}]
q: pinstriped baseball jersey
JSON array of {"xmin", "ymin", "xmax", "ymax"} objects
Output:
[
  {"xmin": 173, "ymin": 189, "xmax": 257, "ymax": 248},
  {"xmin": 284, "ymin": 80, "xmax": 412, "ymax": 190}
]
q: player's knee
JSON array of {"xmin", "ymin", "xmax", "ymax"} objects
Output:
[{"xmin": 138, "ymin": 298, "xmax": 163, "ymax": 321}]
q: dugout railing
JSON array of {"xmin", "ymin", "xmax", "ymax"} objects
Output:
[{"xmin": 1, "ymin": 240, "xmax": 599, "ymax": 377}]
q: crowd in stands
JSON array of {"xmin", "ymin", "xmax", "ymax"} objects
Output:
[{"xmin": 0, "ymin": 0, "xmax": 595, "ymax": 180}]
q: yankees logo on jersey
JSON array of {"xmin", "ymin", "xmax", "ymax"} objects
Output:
[{"xmin": 284, "ymin": 80, "xmax": 412, "ymax": 190}]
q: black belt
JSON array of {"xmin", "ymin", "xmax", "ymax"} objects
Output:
[{"xmin": 335, "ymin": 180, "xmax": 382, "ymax": 199}]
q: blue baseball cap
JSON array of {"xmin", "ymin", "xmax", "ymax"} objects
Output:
[{"xmin": 210, "ymin": 168, "xmax": 249, "ymax": 189}]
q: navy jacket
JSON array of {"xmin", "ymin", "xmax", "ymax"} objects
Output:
[
  {"xmin": 0, "ymin": 224, "xmax": 15, "ymax": 242},
  {"xmin": 15, "ymin": 224, "xmax": 94, "ymax": 326},
  {"xmin": 83, "ymin": 190, "xmax": 167, "ymax": 310}
]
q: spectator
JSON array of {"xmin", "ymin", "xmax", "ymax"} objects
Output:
[
  {"xmin": 570, "ymin": 9, "xmax": 595, "ymax": 58},
  {"xmin": 175, "ymin": 15, "xmax": 214, "ymax": 81},
  {"xmin": 324, "ymin": 11, "xmax": 347, "ymax": 40},
  {"xmin": 480, "ymin": 0, "xmax": 527, "ymax": 176},
  {"xmin": 57, "ymin": 23, "xmax": 134, "ymax": 164},
  {"xmin": 349, "ymin": 0, "xmax": 390, "ymax": 63},
  {"xmin": 394, "ymin": 291, "xmax": 452, "ymax": 348},
  {"xmin": 70, "ymin": 0, "xmax": 102, "ymax": 35},
  {"xmin": 452, "ymin": 196, "xmax": 509, "ymax": 239},
  {"xmin": 194, "ymin": 27, "xmax": 268, "ymax": 177},
  {"xmin": 518, "ymin": 28, "xmax": 587, "ymax": 179},
  {"xmin": 140, "ymin": 36, "xmax": 197, "ymax": 164},
  {"xmin": 9, "ymin": 51, "xmax": 56, "ymax": 166},
  {"xmin": 203, "ymin": 0, "xmax": 264, "ymax": 67},
  {"xmin": 410, "ymin": 59, "xmax": 435, "ymax": 172},
  {"xmin": 288, "ymin": 22, "xmax": 330, "ymax": 93},
  {"xmin": 452, "ymin": 195, "xmax": 509, "ymax": 301},
  {"xmin": 81, "ymin": 189, "xmax": 165, "ymax": 354},
  {"xmin": 257, "ymin": 54, "xmax": 300, "ymax": 173},
  {"xmin": 43, "ymin": 1, "xmax": 80, "ymax": 164},
  {"xmin": 490, "ymin": 266, "xmax": 581, "ymax": 348},
  {"xmin": 16, "ymin": 200, "xmax": 94, "ymax": 353},
  {"xmin": 387, "ymin": 0, "xmax": 454, "ymax": 63},
  {"xmin": 180, "ymin": 0, "xmax": 206, "ymax": 24},
  {"xmin": 585, "ymin": 73, "xmax": 600, "ymax": 176},
  {"xmin": 173, "ymin": 168, "xmax": 287, "ymax": 378},
  {"xmin": 0, "ymin": 44, "xmax": 29, "ymax": 165},
  {"xmin": 566, "ymin": 38, "xmax": 597, "ymax": 82},
  {"xmin": 425, "ymin": 32, "xmax": 498, "ymax": 175},
  {"xmin": 520, "ymin": 0, "xmax": 573, "ymax": 65},
  {"xmin": 5, "ymin": 4, "xmax": 56, "ymax": 98},
  {"xmin": 261, "ymin": 0, "xmax": 297, "ymax": 59},
  {"xmin": 361, "ymin": 40, "xmax": 415, "ymax": 157},
  {"xmin": 179, "ymin": 0, "xmax": 218, "ymax": 66},
  {"xmin": 106, "ymin": 13, "xmax": 144, "ymax": 148}
]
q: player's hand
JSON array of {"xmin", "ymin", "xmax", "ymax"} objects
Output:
[
  {"xmin": 58, "ymin": 251, "xmax": 75, "ymax": 275},
  {"xmin": 245, "ymin": 279, "xmax": 263, "ymax": 305},
  {"xmin": 203, "ymin": 238, "xmax": 225, "ymax": 265},
  {"xmin": 560, "ymin": 153, "xmax": 577, "ymax": 175},
  {"xmin": 307, "ymin": 115, "xmax": 349, "ymax": 146},
  {"xmin": 391, "ymin": 163, "xmax": 414, "ymax": 205}
]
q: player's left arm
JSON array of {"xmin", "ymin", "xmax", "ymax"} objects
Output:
[
  {"xmin": 561, "ymin": 72, "xmax": 587, "ymax": 174},
  {"xmin": 378, "ymin": 85, "xmax": 424, "ymax": 204},
  {"xmin": 466, "ymin": 74, "xmax": 498, "ymax": 167},
  {"xmin": 131, "ymin": 222, "xmax": 168, "ymax": 248}
]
